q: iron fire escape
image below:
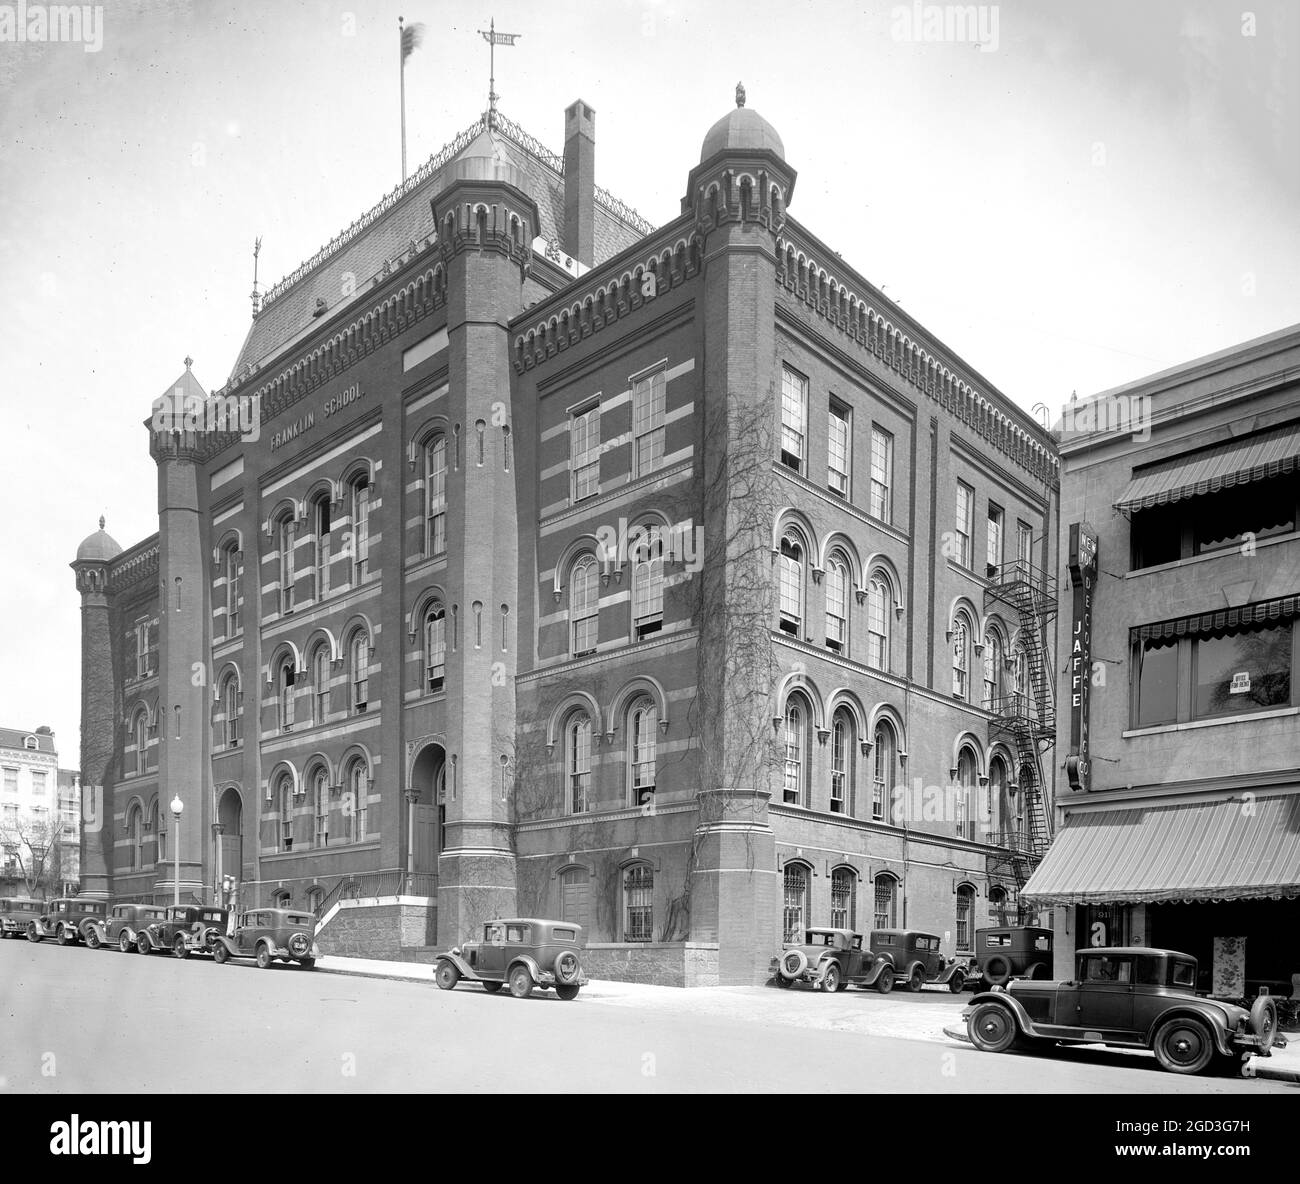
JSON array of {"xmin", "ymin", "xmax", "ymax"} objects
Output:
[{"xmin": 984, "ymin": 557, "xmax": 1057, "ymax": 901}]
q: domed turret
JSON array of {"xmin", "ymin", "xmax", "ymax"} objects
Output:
[
  {"xmin": 76, "ymin": 516, "xmax": 122, "ymax": 563},
  {"xmin": 699, "ymin": 82, "xmax": 785, "ymax": 164}
]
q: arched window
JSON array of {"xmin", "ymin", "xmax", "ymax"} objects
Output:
[
  {"xmin": 782, "ymin": 862, "xmax": 809, "ymax": 941},
  {"xmin": 623, "ymin": 863, "xmax": 653, "ymax": 942},
  {"xmin": 867, "ymin": 570, "xmax": 891, "ymax": 670},
  {"xmin": 631, "ymin": 527, "xmax": 664, "ymax": 639},
  {"xmin": 127, "ymin": 803, "xmax": 143, "ymax": 871},
  {"xmin": 569, "ymin": 555, "xmax": 598, "ymax": 656},
  {"xmin": 349, "ymin": 630, "xmax": 369, "ymax": 713},
  {"xmin": 982, "ymin": 628, "xmax": 1004, "ymax": 710},
  {"xmin": 956, "ymin": 746, "xmax": 979, "ymax": 840},
  {"xmin": 221, "ymin": 541, "xmax": 241, "ymax": 637},
  {"xmin": 146, "ymin": 800, "xmax": 159, "ymax": 867},
  {"xmin": 350, "ymin": 477, "xmax": 371, "ymax": 584},
  {"xmin": 872, "ymin": 720, "xmax": 896, "ymax": 822},
  {"xmin": 133, "ymin": 711, "xmax": 148, "ymax": 776},
  {"xmin": 873, "ymin": 874, "xmax": 897, "ymax": 929},
  {"xmin": 221, "ymin": 675, "xmax": 240, "ymax": 748},
  {"xmin": 570, "ymin": 406, "xmax": 601, "ymax": 501},
  {"xmin": 565, "ymin": 712, "xmax": 592, "ymax": 815},
  {"xmin": 276, "ymin": 772, "xmax": 294, "ymax": 852},
  {"xmin": 782, "ymin": 694, "xmax": 811, "ymax": 806},
  {"xmin": 311, "ymin": 765, "xmax": 330, "ymax": 848},
  {"xmin": 628, "ymin": 697, "xmax": 657, "ymax": 806},
  {"xmin": 277, "ymin": 513, "xmax": 296, "ymax": 614},
  {"xmin": 276, "ymin": 656, "xmax": 296, "ymax": 732},
  {"xmin": 830, "ymin": 707, "xmax": 854, "ymax": 815},
  {"xmin": 310, "ymin": 644, "xmax": 329, "ymax": 725},
  {"xmin": 956, "ymin": 884, "xmax": 974, "ymax": 952},
  {"xmin": 1016, "ymin": 763, "xmax": 1035, "ymax": 843},
  {"xmin": 424, "ymin": 603, "xmax": 446, "ymax": 692},
  {"xmin": 989, "ymin": 754, "xmax": 1009, "ymax": 841},
  {"xmin": 312, "ymin": 494, "xmax": 332, "ymax": 600},
  {"xmin": 425, "ymin": 436, "xmax": 447, "ymax": 556},
  {"xmin": 988, "ymin": 885, "xmax": 1009, "ymax": 926},
  {"xmin": 307, "ymin": 885, "xmax": 326, "ymax": 914},
  {"xmin": 824, "ymin": 554, "xmax": 848, "ymax": 653},
  {"xmin": 345, "ymin": 757, "xmax": 368, "ymax": 841},
  {"xmin": 830, "ymin": 867, "xmax": 856, "ymax": 930},
  {"xmin": 777, "ymin": 532, "xmax": 803, "ymax": 636},
  {"xmin": 274, "ymin": 889, "xmax": 292, "ymax": 908},
  {"xmin": 1012, "ymin": 644, "xmax": 1030, "ymax": 714},
  {"xmin": 952, "ymin": 613, "xmax": 972, "ymax": 700},
  {"xmin": 559, "ymin": 866, "xmax": 590, "ymax": 927}
]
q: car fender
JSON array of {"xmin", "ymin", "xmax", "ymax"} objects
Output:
[
  {"xmin": 437, "ymin": 951, "xmax": 480, "ymax": 980},
  {"xmin": 861, "ymin": 959, "xmax": 890, "ymax": 984},
  {"xmin": 904, "ymin": 959, "xmax": 927, "ymax": 982},
  {"xmin": 935, "ymin": 961, "xmax": 967, "ymax": 984},
  {"xmin": 1144, "ymin": 1004, "xmax": 1236, "ymax": 1057},
  {"xmin": 81, "ymin": 920, "xmax": 107, "ymax": 943},
  {"xmin": 507, "ymin": 953, "xmax": 544, "ymax": 983},
  {"xmin": 209, "ymin": 934, "xmax": 238, "ymax": 956},
  {"xmin": 139, "ymin": 927, "xmax": 165, "ymax": 950},
  {"xmin": 967, "ymin": 988, "xmax": 1032, "ymax": 1035}
]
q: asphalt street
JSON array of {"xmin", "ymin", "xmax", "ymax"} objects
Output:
[{"xmin": 0, "ymin": 939, "xmax": 1293, "ymax": 1093}]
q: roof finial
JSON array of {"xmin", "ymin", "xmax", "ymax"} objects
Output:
[
  {"xmin": 184, "ymin": 355, "xmax": 193, "ymax": 371},
  {"xmin": 99, "ymin": 516, "xmax": 105, "ymax": 531},
  {"xmin": 736, "ymin": 82, "xmax": 746, "ymax": 108}
]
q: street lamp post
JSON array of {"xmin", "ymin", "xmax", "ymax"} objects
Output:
[{"xmin": 170, "ymin": 795, "xmax": 184, "ymax": 907}]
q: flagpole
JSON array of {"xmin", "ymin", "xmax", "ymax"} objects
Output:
[
  {"xmin": 399, "ymin": 15, "xmax": 407, "ymax": 181},
  {"xmin": 488, "ymin": 17, "xmax": 496, "ymax": 122}
]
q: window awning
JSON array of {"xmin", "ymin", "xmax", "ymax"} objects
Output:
[
  {"xmin": 1020, "ymin": 792, "xmax": 1300, "ymax": 906},
  {"xmin": 1113, "ymin": 420, "xmax": 1300, "ymax": 516},
  {"xmin": 1132, "ymin": 596, "xmax": 1298, "ymax": 643}
]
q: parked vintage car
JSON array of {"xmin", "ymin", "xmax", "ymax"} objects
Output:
[
  {"xmin": 869, "ymin": 929, "xmax": 970, "ymax": 993},
  {"xmin": 85, "ymin": 902, "xmax": 168, "ymax": 952},
  {"xmin": 209, "ymin": 908, "xmax": 319, "ymax": 969},
  {"xmin": 0, "ymin": 897, "xmax": 43, "ymax": 938},
  {"xmin": 972, "ymin": 925, "xmax": 1054, "ymax": 986},
  {"xmin": 25, "ymin": 898, "xmax": 107, "ymax": 946},
  {"xmin": 435, "ymin": 918, "xmax": 588, "ymax": 999},
  {"xmin": 135, "ymin": 905, "xmax": 230, "ymax": 958},
  {"xmin": 770, "ymin": 927, "xmax": 895, "ymax": 993},
  {"xmin": 964, "ymin": 946, "xmax": 1281, "ymax": 1075}
]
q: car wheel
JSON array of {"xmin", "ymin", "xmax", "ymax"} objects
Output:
[
  {"xmin": 27, "ymin": 923, "xmax": 41, "ymax": 943},
  {"xmin": 909, "ymin": 966, "xmax": 926, "ymax": 993},
  {"xmin": 85, "ymin": 928, "xmax": 101, "ymax": 951},
  {"xmin": 875, "ymin": 966, "xmax": 894, "ymax": 994},
  {"xmin": 212, "ymin": 942, "xmax": 230, "ymax": 965},
  {"xmin": 255, "ymin": 944, "xmax": 273, "ymax": 970},
  {"xmin": 1152, "ymin": 1017, "xmax": 1216, "ymax": 1075},
  {"xmin": 968, "ymin": 1002, "xmax": 1019, "ymax": 1053},
  {"xmin": 119, "ymin": 931, "xmax": 133, "ymax": 953},
  {"xmin": 984, "ymin": 955, "xmax": 1012, "ymax": 986},
  {"xmin": 482, "ymin": 981, "xmax": 504, "ymax": 994},
  {"xmin": 948, "ymin": 971, "xmax": 966, "ymax": 994},
  {"xmin": 1250, "ymin": 996, "xmax": 1279, "ymax": 1051},
  {"xmin": 137, "ymin": 933, "xmax": 151, "ymax": 955},
  {"xmin": 821, "ymin": 964, "xmax": 842, "ymax": 993},
  {"xmin": 435, "ymin": 960, "xmax": 460, "ymax": 991},
  {"xmin": 172, "ymin": 935, "xmax": 189, "ymax": 960},
  {"xmin": 555, "ymin": 982, "xmax": 581, "ymax": 1001},
  {"xmin": 56, "ymin": 924, "xmax": 72, "ymax": 947},
  {"xmin": 508, "ymin": 964, "xmax": 534, "ymax": 999}
]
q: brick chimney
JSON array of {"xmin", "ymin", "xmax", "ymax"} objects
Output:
[{"xmin": 563, "ymin": 99, "xmax": 595, "ymax": 267}]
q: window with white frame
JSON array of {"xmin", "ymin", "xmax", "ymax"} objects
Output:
[
  {"xmin": 277, "ymin": 657, "xmax": 295, "ymax": 732},
  {"xmin": 986, "ymin": 503, "xmax": 1004, "ymax": 578},
  {"xmin": 350, "ymin": 631, "xmax": 369, "ymax": 713},
  {"xmin": 569, "ymin": 555, "xmax": 599, "ymax": 656},
  {"xmin": 632, "ymin": 369, "xmax": 666, "ymax": 476},
  {"xmin": 830, "ymin": 709, "xmax": 853, "ymax": 814},
  {"xmin": 827, "ymin": 403, "xmax": 850, "ymax": 496},
  {"xmin": 425, "ymin": 604, "xmax": 446, "ymax": 692},
  {"xmin": 982, "ymin": 629, "xmax": 1003, "ymax": 710},
  {"xmin": 425, "ymin": 436, "xmax": 447, "ymax": 555},
  {"xmin": 782, "ymin": 863, "xmax": 808, "ymax": 941},
  {"xmin": 135, "ymin": 622, "xmax": 150, "ymax": 679},
  {"xmin": 628, "ymin": 697, "xmax": 657, "ymax": 805},
  {"xmin": 565, "ymin": 712, "xmax": 592, "ymax": 815},
  {"xmin": 872, "ymin": 721, "xmax": 894, "ymax": 822},
  {"xmin": 952, "ymin": 615, "xmax": 972, "ymax": 700},
  {"xmin": 831, "ymin": 867, "xmax": 855, "ymax": 930},
  {"xmin": 310, "ymin": 644, "xmax": 329, "ymax": 725},
  {"xmin": 134, "ymin": 712, "xmax": 148, "ymax": 776},
  {"xmin": 1017, "ymin": 520, "xmax": 1033, "ymax": 572},
  {"xmin": 624, "ymin": 863, "xmax": 653, "ymax": 942},
  {"xmin": 312, "ymin": 766, "xmax": 329, "ymax": 848},
  {"xmin": 346, "ymin": 758, "xmax": 368, "ymax": 841},
  {"xmin": 956, "ymin": 884, "xmax": 974, "ymax": 952},
  {"xmin": 278, "ymin": 515, "xmax": 296, "ymax": 614},
  {"xmin": 350, "ymin": 478, "xmax": 370, "ymax": 584},
  {"xmin": 570, "ymin": 406, "xmax": 600, "ymax": 501},
  {"xmin": 869, "ymin": 427, "xmax": 893, "ymax": 522},
  {"xmin": 1, "ymin": 767, "xmax": 15, "ymax": 794},
  {"xmin": 777, "ymin": 533, "xmax": 803, "ymax": 636},
  {"xmin": 223, "ymin": 543, "xmax": 241, "ymax": 636},
  {"xmin": 957, "ymin": 747, "xmax": 978, "ymax": 840},
  {"xmin": 867, "ymin": 571, "xmax": 891, "ymax": 670},
  {"xmin": 783, "ymin": 695, "xmax": 810, "ymax": 805},
  {"xmin": 221, "ymin": 675, "xmax": 240, "ymax": 747},
  {"xmin": 955, "ymin": 482, "xmax": 973, "ymax": 569},
  {"xmin": 127, "ymin": 803, "xmax": 142, "ymax": 871},
  {"xmin": 277, "ymin": 774, "xmax": 294, "ymax": 852},
  {"xmin": 874, "ymin": 874, "xmax": 896, "ymax": 930},
  {"xmin": 989, "ymin": 755, "xmax": 1008, "ymax": 838},
  {"xmin": 313, "ymin": 495, "xmax": 331, "ymax": 600},
  {"xmin": 824, "ymin": 555, "xmax": 848, "ymax": 653},
  {"xmin": 780, "ymin": 366, "xmax": 806, "ymax": 471},
  {"xmin": 631, "ymin": 528, "xmax": 664, "ymax": 639}
]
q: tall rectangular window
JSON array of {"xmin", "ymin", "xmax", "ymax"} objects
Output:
[
  {"xmin": 869, "ymin": 427, "xmax": 893, "ymax": 522},
  {"xmin": 315, "ymin": 500, "xmax": 331, "ymax": 599},
  {"xmin": 135, "ymin": 623, "xmax": 150, "ymax": 679},
  {"xmin": 955, "ymin": 482, "xmax": 973, "ymax": 569},
  {"xmin": 570, "ymin": 406, "xmax": 600, "ymax": 500},
  {"xmin": 986, "ymin": 504, "xmax": 1004, "ymax": 578},
  {"xmin": 632, "ymin": 370, "xmax": 666, "ymax": 476},
  {"xmin": 827, "ymin": 403, "xmax": 850, "ymax": 496},
  {"xmin": 279, "ymin": 518, "xmax": 296, "ymax": 613},
  {"xmin": 1134, "ymin": 638, "xmax": 1179, "ymax": 728},
  {"xmin": 426, "ymin": 437, "xmax": 447, "ymax": 554},
  {"xmin": 780, "ymin": 366, "xmax": 806, "ymax": 472},
  {"xmin": 351, "ymin": 482, "xmax": 370, "ymax": 584},
  {"xmin": 1017, "ymin": 521, "xmax": 1033, "ymax": 573}
]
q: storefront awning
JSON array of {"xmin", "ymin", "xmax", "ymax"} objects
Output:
[
  {"xmin": 1132, "ymin": 595, "xmax": 1298, "ymax": 643},
  {"xmin": 1113, "ymin": 420, "xmax": 1300, "ymax": 516},
  {"xmin": 1021, "ymin": 792, "xmax": 1300, "ymax": 906}
]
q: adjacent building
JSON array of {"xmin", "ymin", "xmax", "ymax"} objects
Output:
[
  {"xmin": 74, "ymin": 89, "xmax": 1060, "ymax": 983},
  {"xmin": 0, "ymin": 726, "xmax": 81, "ymax": 897},
  {"xmin": 1024, "ymin": 324, "xmax": 1300, "ymax": 996}
]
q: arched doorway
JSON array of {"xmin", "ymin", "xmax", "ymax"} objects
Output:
[
  {"xmin": 408, "ymin": 743, "xmax": 446, "ymax": 877},
  {"xmin": 217, "ymin": 787, "xmax": 243, "ymax": 892}
]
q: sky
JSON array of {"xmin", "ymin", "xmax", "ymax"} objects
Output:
[{"xmin": 1, "ymin": 0, "xmax": 1297, "ymax": 764}]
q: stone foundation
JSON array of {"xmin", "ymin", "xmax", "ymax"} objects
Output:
[
  {"xmin": 582, "ymin": 942, "xmax": 721, "ymax": 988},
  {"xmin": 315, "ymin": 896, "xmax": 437, "ymax": 959}
]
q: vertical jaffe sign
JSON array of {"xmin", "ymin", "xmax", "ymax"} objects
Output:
[{"xmin": 1065, "ymin": 522, "xmax": 1099, "ymax": 791}]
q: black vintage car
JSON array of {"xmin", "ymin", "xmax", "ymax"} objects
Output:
[
  {"xmin": 84, "ymin": 902, "xmax": 168, "ymax": 951},
  {"xmin": 0, "ymin": 897, "xmax": 42, "ymax": 939},
  {"xmin": 973, "ymin": 925, "xmax": 1053, "ymax": 986},
  {"xmin": 210, "ymin": 908, "xmax": 320, "ymax": 969},
  {"xmin": 25, "ymin": 898, "xmax": 107, "ymax": 946},
  {"xmin": 770, "ymin": 927, "xmax": 895, "ymax": 993},
  {"xmin": 870, "ymin": 929, "xmax": 970, "ymax": 993},
  {"xmin": 135, "ymin": 905, "xmax": 230, "ymax": 958},
  {"xmin": 964, "ymin": 946, "xmax": 1281, "ymax": 1075},
  {"xmin": 436, "ymin": 918, "xmax": 588, "ymax": 999}
]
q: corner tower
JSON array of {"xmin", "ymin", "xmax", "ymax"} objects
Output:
[{"xmin": 429, "ymin": 137, "xmax": 537, "ymax": 941}]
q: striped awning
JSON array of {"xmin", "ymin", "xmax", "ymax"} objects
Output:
[
  {"xmin": 1132, "ymin": 596, "xmax": 1299, "ymax": 643},
  {"xmin": 1113, "ymin": 420, "xmax": 1300, "ymax": 516},
  {"xmin": 1020, "ymin": 792, "xmax": 1300, "ymax": 906}
]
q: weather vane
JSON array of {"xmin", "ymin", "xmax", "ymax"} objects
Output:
[{"xmin": 477, "ymin": 18, "xmax": 520, "ymax": 124}]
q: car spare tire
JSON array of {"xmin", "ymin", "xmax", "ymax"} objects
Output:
[
  {"xmin": 780, "ymin": 949, "xmax": 808, "ymax": 979},
  {"xmin": 554, "ymin": 950, "xmax": 581, "ymax": 985},
  {"xmin": 288, "ymin": 933, "xmax": 311, "ymax": 958},
  {"xmin": 983, "ymin": 955, "xmax": 1013, "ymax": 986}
]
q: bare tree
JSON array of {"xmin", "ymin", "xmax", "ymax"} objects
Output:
[{"xmin": 0, "ymin": 816, "xmax": 66, "ymax": 898}]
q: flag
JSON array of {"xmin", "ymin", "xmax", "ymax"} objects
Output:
[
  {"xmin": 480, "ymin": 28, "xmax": 519, "ymax": 45},
  {"xmin": 401, "ymin": 21, "xmax": 425, "ymax": 62}
]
